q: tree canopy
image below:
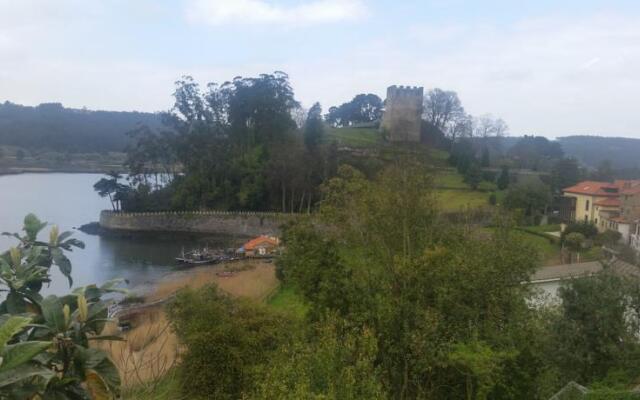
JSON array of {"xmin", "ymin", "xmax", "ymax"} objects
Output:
[{"xmin": 325, "ymin": 94, "xmax": 383, "ymax": 127}]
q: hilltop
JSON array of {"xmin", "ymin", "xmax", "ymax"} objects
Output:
[{"xmin": 0, "ymin": 101, "xmax": 161, "ymax": 153}]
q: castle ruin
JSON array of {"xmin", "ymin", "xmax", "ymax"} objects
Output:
[{"xmin": 381, "ymin": 85, "xmax": 424, "ymax": 142}]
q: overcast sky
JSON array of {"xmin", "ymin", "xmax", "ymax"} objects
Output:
[{"xmin": 1, "ymin": 0, "xmax": 640, "ymax": 138}]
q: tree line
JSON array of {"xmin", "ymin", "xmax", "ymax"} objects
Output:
[
  {"xmin": 0, "ymin": 101, "xmax": 160, "ymax": 152},
  {"xmin": 109, "ymin": 72, "xmax": 338, "ymax": 213}
]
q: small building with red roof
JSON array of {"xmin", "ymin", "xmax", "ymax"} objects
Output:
[{"xmin": 240, "ymin": 235, "xmax": 280, "ymax": 257}]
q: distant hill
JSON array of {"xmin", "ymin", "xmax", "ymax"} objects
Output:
[
  {"xmin": 0, "ymin": 102, "xmax": 162, "ymax": 153},
  {"xmin": 557, "ymin": 136, "xmax": 640, "ymax": 169}
]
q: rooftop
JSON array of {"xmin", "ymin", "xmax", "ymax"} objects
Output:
[
  {"xmin": 530, "ymin": 259, "xmax": 640, "ymax": 283},
  {"xmin": 563, "ymin": 181, "xmax": 619, "ymax": 196},
  {"xmin": 243, "ymin": 235, "xmax": 279, "ymax": 250},
  {"xmin": 564, "ymin": 180, "xmax": 640, "ymax": 197},
  {"xmin": 530, "ymin": 261, "xmax": 602, "ymax": 283},
  {"xmin": 594, "ymin": 197, "xmax": 621, "ymax": 207}
]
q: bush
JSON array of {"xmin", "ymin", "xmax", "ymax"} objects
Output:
[
  {"xmin": 595, "ymin": 230, "xmax": 622, "ymax": 247},
  {"xmin": 166, "ymin": 285, "xmax": 294, "ymax": 399},
  {"xmin": 561, "ymin": 222, "xmax": 599, "ymax": 243}
]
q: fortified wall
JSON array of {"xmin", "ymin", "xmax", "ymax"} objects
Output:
[
  {"xmin": 99, "ymin": 210, "xmax": 297, "ymax": 237},
  {"xmin": 380, "ymin": 85, "xmax": 424, "ymax": 142}
]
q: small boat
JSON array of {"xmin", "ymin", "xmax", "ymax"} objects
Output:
[{"xmin": 175, "ymin": 247, "xmax": 221, "ymax": 266}]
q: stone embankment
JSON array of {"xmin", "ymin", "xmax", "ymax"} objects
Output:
[{"xmin": 99, "ymin": 210, "xmax": 297, "ymax": 237}]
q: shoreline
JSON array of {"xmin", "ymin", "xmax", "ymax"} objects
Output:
[
  {"xmin": 118, "ymin": 258, "xmax": 279, "ymax": 314},
  {"xmin": 0, "ymin": 167, "xmax": 124, "ymax": 177}
]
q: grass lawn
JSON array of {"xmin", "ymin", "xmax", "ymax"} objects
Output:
[
  {"xmin": 268, "ymin": 284, "xmax": 308, "ymax": 319},
  {"xmin": 433, "ymin": 170, "xmax": 468, "ymax": 189},
  {"xmin": 485, "ymin": 227, "xmax": 561, "ymax": 265},
  {"xmin": 427, "ymin": 148, "xmax": 450, "ymax": 167},
  {"xmin": 478, "ymin": 181, "xmax": 497, "ymax": 191},
  {"xmin": 581, "ymin": 245, "xmax": 603, "ymax": 262},
  {"xmin": 512, "ymin": 230, "xmax": 560, "ymax": 264},
  {"xmin": 435, "ymin": 189, "xmax": 489, "ymax": 211},
  {"xmin": 326, "ymin": 126, "xmax": 382, "ymax": 147}
]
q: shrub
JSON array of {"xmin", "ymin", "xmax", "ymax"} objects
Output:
[
  {"xmin": 561, "ymin": 222, "xmax": 598, "ymax": 243},
  {"xmin": 166, "ymin": 285, "xmax": 294, "ymax": 399},
  {"xmin": 595, "ymin": 230, "xmax": 622, "ymax": 247}
]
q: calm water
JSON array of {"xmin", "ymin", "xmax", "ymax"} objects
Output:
[{"xmin": 0, "ymin": 173, "xmax": 235, "ymax": 295}]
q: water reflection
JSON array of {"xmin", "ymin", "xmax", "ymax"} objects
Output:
[{"xmin": 0, "ymin": 173, "xmax": 238, "ymax": 295}]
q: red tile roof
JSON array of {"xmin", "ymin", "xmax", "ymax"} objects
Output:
[
  {"xmin": 243, "ymin": 235, "xmax": 279, "ymax": 250},
  {"xmin": 563, "ymin": 181, "xmax": 619, "ymax": 196},
  {"xmin": 594, "ymin": 198, "xmax": 621, "ymax": 207},
  {"xmin": 615, "ymin": 180, "xmax": 640, "ymax": 195}
]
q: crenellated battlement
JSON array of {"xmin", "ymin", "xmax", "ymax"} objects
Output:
[{"xmin": 386, "ymin": 85, "xmax": 424, "ymax": 99}]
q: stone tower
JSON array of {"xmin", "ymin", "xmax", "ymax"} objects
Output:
[{"xmin": 381, "ymin": 85, "xmax": 424, "ymax": 142}]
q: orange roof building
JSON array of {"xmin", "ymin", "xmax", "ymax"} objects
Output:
[
  {"xmin": 241, "ymin": 235, "xmax": 280, "ymax": 257},
  {"xmin": 563, "ymin": 181, "xmax": 620, "ymax": 197},
  {"xmin": 563, "ymin": 180, "xmax": 640, "ymax": 243}
]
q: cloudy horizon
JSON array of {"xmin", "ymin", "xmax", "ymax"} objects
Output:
[{"xmin": 1, "ymin": 0, "xmax": 640, "ymax": 138}]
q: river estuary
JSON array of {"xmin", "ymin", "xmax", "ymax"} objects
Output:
[{"xmin": 0, "ymin": 173, "xmax": 234, "ymax": 295}]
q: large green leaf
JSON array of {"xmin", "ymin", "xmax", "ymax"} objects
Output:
[
  {"xmin": 0, "ymin": 315, "xmax": 31, "ymax": 349},
  {"xmin": 40, "ymin": 296, "xmax": 66, "ymax": 333},
  {"xmin": 3, "ymin": 293, "xmax": 28, "ymax": 315},
  {"xmin": 0, "ymin": 363, "xmax": 54, "ymax": 388},
  {"xmin": 50, "ymin": 248, "xmax": 73, "ymax": 287},
  {"xmin": 0, "ymin": 341, "xmax": 51, "ymax": 371},
  {"xmin": 23, "ymin": 214, "xmax": 47, "ymax": 242}
]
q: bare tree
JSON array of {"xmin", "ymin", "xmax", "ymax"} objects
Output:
[
  {"xmin": 447, "ymin": 113, "xmax": 474, "ymax": 142},
  {"xmin": 423, "ymin": 88, "xmax": 465, "ymax": 132},
  {"xmin": 473, "ymin": 114, "xmax": 509, "ymax": 138}
]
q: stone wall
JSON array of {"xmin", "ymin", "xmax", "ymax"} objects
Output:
[
  {"xmin": 99, "ymin": 210, "xmax": 297, "ymax": 237},
  {"xmin": 381, "ymin": 85, "xmax": 424, "ymax": 142}
]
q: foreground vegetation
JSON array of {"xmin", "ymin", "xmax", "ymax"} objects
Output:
[
  {"xmin": 148, "ymin": 161, "xmax": 640, "ymax": 399},
  {"xmin": 0, "ymin": 215, "xmax": 125, "ymax": 398}
]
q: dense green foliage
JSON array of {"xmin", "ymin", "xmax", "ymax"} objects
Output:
[
  {"xmin": 277, "ymin": 162, "xmax": 544, "ymax": 399},
  {"xmin": 325, "ymin": 94, "xmax": 383, "ymax": 127},
  {"xmin": 0, "ymin": 215, "xmax": 124, "ymax": 399},
  {"xmin": 552, "ymin": 272, "xmax": 640, "ymax": 385},
  {"xmin": 507, "ymin": 135, "xmax": 564, "ymax": 170},
  {"xmin": 166, "ymin": 285, "xmax": 294, "ymax": 400},
  {"xmin": 161, "ymin": 159, "xmax": 640, "ymax": 398},
  {"xmin": 550, "ymin": 158, "xmax": 581, "ymax": 192},
  {"xmin": 0, "ymin": 101, "xmax": 160, "ymax": 152},
  {"xmin": 503, "ymin": 180, "xmax": 552, "ymax": 224},
  {"xmin": 118, "ymin": 72, "xmax": 338, "ymax": 212},
  {"xmin": 561, "ymin": 222, "xmax": 599, "ymax": 243}
]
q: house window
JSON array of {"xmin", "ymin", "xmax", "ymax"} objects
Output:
[
  {"xmin": 595, "ymin": 218, "xmax": 598, "ymax": 224},
  {"xmin": 585, "ymin": 215, "xmax": 588, "ymax": 222},
  {"xmin": 586, "ymin": 200, "xmax": 590, "ymax": 211}
]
